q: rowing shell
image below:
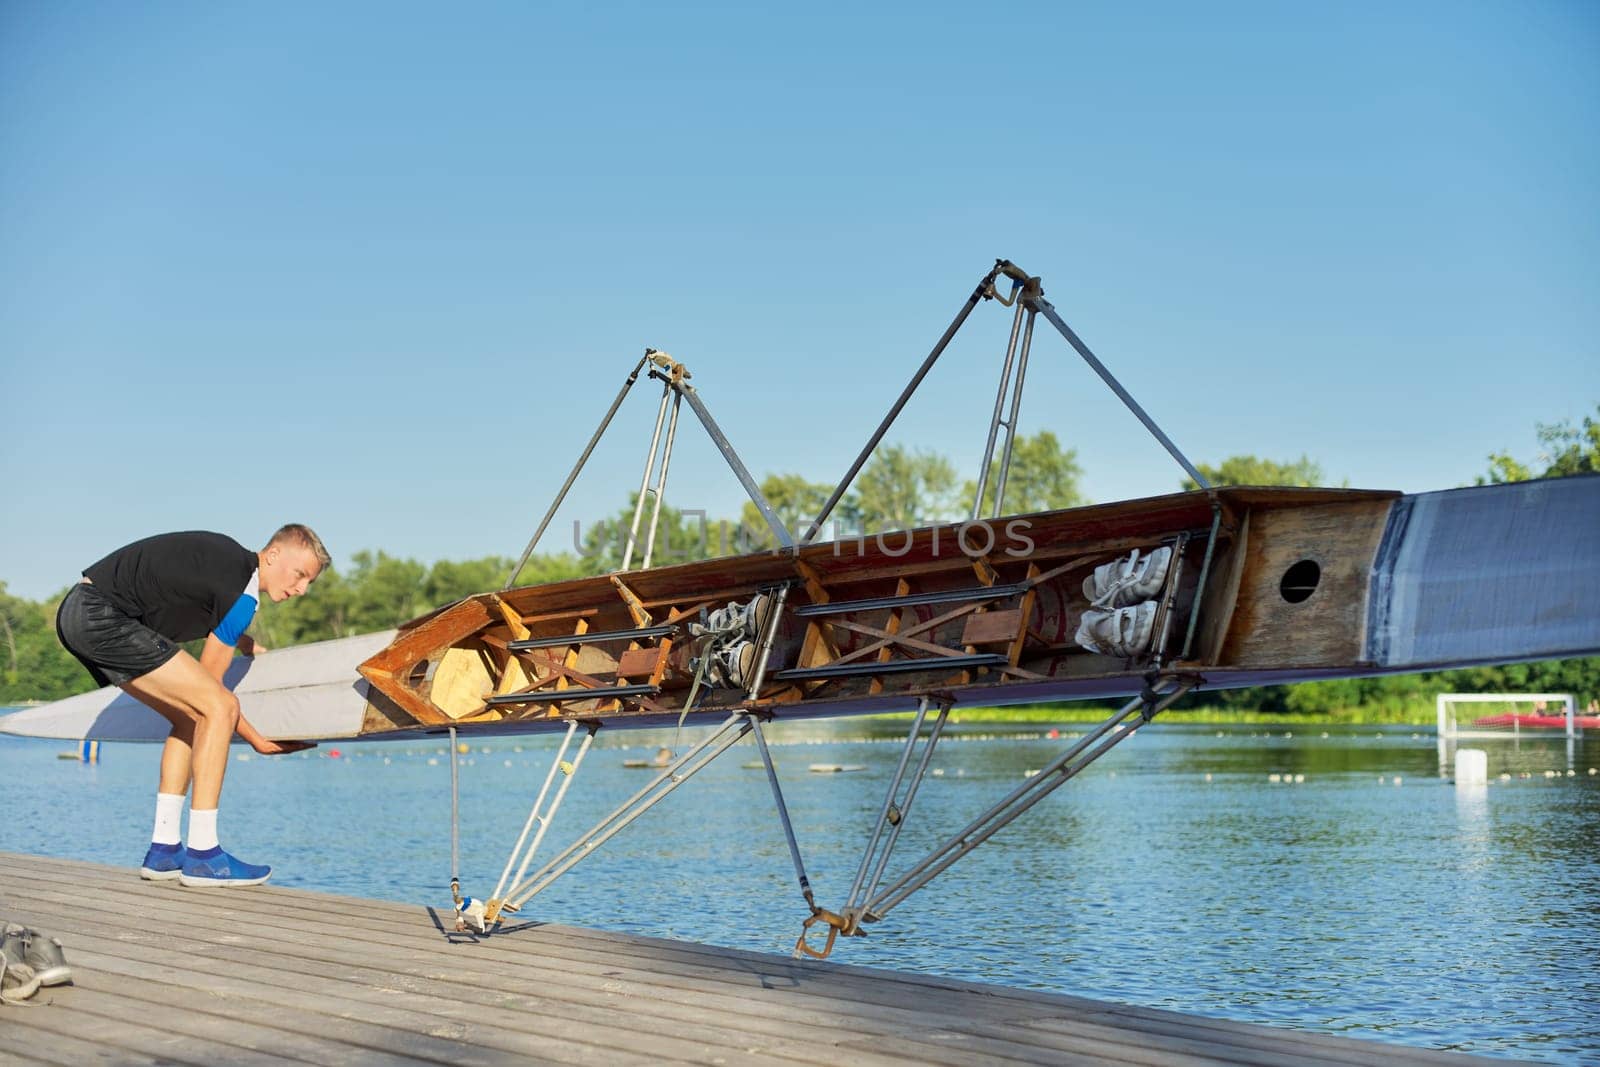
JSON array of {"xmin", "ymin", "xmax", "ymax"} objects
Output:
[{"xmin": 4, "ymin": 476, "xmax": 1596, "ymax": 744}]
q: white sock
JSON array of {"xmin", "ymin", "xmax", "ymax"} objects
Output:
[
  {"xmin": 188, "ymin": 808, "xmax": 220, "ymax": 852},
  {"xmin": 152, "ymin": 793, "xmax": 185, "ymax": 845}
]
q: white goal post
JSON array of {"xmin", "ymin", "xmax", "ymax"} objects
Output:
[{"xmin": 1437, "ymin": 692, "xmax": 1578, "ymax": 740}]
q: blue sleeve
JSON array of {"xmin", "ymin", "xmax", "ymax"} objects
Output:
[{"xmin": 213, "ymin": 593, "xmax": 258, "ymax": 647}]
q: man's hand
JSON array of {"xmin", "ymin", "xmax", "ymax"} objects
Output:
[
  {"xmin": 235, "ymin": 710, "xmax": 313, "ymax": 755},
  {"xmin": 249, "ymin": 736, "xmax": 317, "ymax": 756},
  {"xmin": 238, "ymin": 634, "xmax": 268, "ymax": 657}
]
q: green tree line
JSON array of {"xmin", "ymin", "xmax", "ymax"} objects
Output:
[{"xmin": 3, "ymin": 413, "xmax": 1595, "ymax": 715}]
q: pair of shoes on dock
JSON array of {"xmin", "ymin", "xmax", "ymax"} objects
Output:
[
  {"xmin": 1, "ymin": 922, "xmax": 71, "ymax": 1002},
  {"xmin": 140, "ymin": 842, "xmax": 271, "ymax": 888},
  {"xmin": 1075, "ymin": 547, "xmax": 1172, "ymax": 659}
]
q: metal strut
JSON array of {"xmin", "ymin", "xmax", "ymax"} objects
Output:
[
  {"xmin": 802, "ymin": 263, "xmax": 1010, "ymax": 544},
  {"xmin": 621, "ymin": 374, "xmax": 678, "ymax": 572},
  {"xmin": 1028, "ymin": 289, "xmax": 1209, "ymax": 490},
  {"xmin": 489, "ymin": 713, "xmax": 754, "ymax": 922},
  {"xmin": 804, "ymin": 260, "xmax": 1209, "ymax": 551},
  {"xmin": 795, "ymin": 678, "xmax": 1198, "ymax": 959},
  {"xmin": 504, "ymin": 355, "xmax": 650, "ymax": 589},
  {"xmin": 478, "ymin": 719, "xmax": 597, "ymax": 928},
  {"xmin": 455, "ymin": 348, "xmax": 800, "ymax": 932},
  {"xmin": 972, "ymin": 285, "xmax": 1035, "ymax": 520},
  {"xmin": 505, "ymin": 348, "xmax": 793, "ymax": 591},
  {"xmin": 795, "ymin": 696, "xmax": 950, "ymax": 959}
]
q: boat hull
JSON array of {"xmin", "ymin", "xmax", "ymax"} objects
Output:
[
  {"xmin": 0, "ymin": 631, "xmax": 397, "ymax": 742},
  {"xmin": 7, "ymin": 477, "xmax": 1595, "ymax": 744},
  {"xmin": 355, "ymin": 477, "xmax": 1600, "ymax": 738}
]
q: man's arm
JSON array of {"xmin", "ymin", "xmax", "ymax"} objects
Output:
[
  {"xmin": 199, "ymin": 633, "xmax": 312, "ymax": 755},
  {"xmin": 198, "ymin": 633, "xmax": 235, "ymax": 682}
]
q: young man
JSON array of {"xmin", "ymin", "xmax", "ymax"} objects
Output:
[{"xmin": 55, "ymin": 525, "xmax": 330, "ymax": 887}]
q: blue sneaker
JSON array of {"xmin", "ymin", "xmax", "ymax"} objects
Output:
[
  {"xmin": 178, "ymin": 846, "xmax": 271, "ymax": 888},
  {"xmin": 139, "ymin": 842, "xmax": 186, "ymax": 881}
]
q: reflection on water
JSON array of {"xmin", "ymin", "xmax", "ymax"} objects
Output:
[{"xmin": 1, "ymin": 716, "xmax": 1596, "ymax": 1063}]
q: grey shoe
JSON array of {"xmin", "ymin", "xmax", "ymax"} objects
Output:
[
  {"xmin": 0, "ymin": 924, "xmax": 25, "ymax": 971},
  {"xmin": 22, "ymin": 931, "xmax": 70, "ymax": 987},
  {"xmin": 1083, "ymin": 546, "xmax": 1172, "ymax": 608},
  {"xmin": 715, "ymin": 639, "xmax": 758, "ymax": 688},
  {"xmin": 1074, "ymin": 601, "xmax": 1158, "ymax": 658},
  {"xmin": 744, "ymin": 591, "xmax": 777, "ymax": 641},
  {"xmin": 0, "ymin": 958, "xmax": 41, "ymax": 1004}
]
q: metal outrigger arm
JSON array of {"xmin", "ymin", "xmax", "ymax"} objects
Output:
[
  {"xmin": 444, "ymin": 348, "xmax": 801, "ymax": 931},
  {"xmin": 504, "ymin": 347, "xmax": 794, "ymax": 590},
  {"xmin": 795, "ymin": 676, "xmax": 1200, "ymax": 959},
  {"xmin": 805, "ymin": 258, "xmax": 1209, "ymax": 546},
  {"xmin": 487, "ymin": 712, "xmax": 754, "ymax": 924}
]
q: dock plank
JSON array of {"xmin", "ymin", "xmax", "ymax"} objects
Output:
[{"xmin": 0, "ymin": 851, "xmax": 1511, "ymax": 1066}]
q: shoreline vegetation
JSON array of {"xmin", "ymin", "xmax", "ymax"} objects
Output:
[{"xmin": 3, "ymin": 423, "xmax": 1596, "ymax": 721}]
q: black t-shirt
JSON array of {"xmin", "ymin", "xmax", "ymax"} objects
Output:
[{"xmin": 83, "ymin": 531, "xmax": 258, "ymax": 643}]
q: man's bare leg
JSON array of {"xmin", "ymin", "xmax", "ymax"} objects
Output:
[
  {"xmin": 120, "ymin": 651, "xmax": 272, "ymax": 886},
  {"xmin": 119, "ymin": 687, "xmax": 205, "ymax": 876},
  {"xmin": 138, "ymin": 696, "xmax": 198, "ymax": 797},
  {"xmin": 121, "ymin": 652, "xmax": 238, "ymax": 811}
]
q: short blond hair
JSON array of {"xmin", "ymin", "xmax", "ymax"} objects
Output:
[{"xmin": 266, "ymin": 524, "xmax": 332, "ymax": 572}]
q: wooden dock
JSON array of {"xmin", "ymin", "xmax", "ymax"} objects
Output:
[{"xmin": 0, "ymin": 851, "xmax": 1502, "ymax": 1066}]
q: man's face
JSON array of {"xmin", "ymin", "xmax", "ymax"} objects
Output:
[{"xmin": 261, "ymin": 542, "xmax": 322, "ymax": 602}]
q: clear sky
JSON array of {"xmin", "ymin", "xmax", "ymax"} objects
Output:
[{"xmin": 2, "ymin": 1, "xmax": 1596, "ymax": 600}]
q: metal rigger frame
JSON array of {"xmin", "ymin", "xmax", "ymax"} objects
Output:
[
  {"xmin": 444, "ymin": 261, "xmax": 1220, "ymax": 956},
  {"xmin": 446, "ymin": 348, "xmax": 798, "ymax": 930}
]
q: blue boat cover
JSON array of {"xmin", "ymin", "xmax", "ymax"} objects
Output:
[{"xmin": 1367, "ymin": 475, "xmax": 1600, "ymax": 668}]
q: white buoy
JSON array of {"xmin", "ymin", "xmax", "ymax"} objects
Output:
[{"xmin": 1455, "ymin": 748, "xmax": 1488, "ymax": 787}]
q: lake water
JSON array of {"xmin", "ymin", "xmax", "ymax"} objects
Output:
[{"xmin": 2, "ymin": 712, "xmax": 1596, "ymax": 1063}]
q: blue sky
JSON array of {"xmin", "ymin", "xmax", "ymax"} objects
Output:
[{"xmin": 2, "ymin": 1, "xmax": 1596, "ymax": 599}]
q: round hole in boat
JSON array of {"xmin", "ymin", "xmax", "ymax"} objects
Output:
[
  {"xmin": 1279, "ymin": 560, "xmax": 1321, "ymax": 603},
  {"xmin": 408, "ymin": 659, "xmax": 431, "ymax": 685}
]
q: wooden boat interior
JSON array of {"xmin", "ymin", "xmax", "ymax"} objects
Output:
[{"xmin": 358, "ymin": 485, "xmax": 1400, "ymax": 736}]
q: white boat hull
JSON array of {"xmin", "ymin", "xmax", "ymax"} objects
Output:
[{"xmin": 0, "ymin": 631, "xmax": 398, "ymax": 743}]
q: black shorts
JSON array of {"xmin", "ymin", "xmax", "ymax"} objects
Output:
[{"xmin": 55, "ymin": 582, "xmax": 181, "ymax": 688}]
